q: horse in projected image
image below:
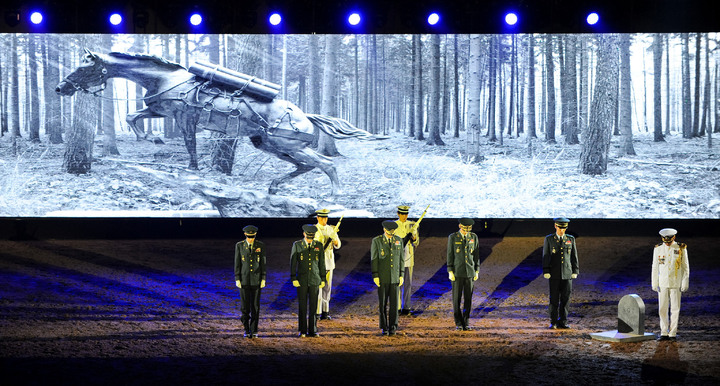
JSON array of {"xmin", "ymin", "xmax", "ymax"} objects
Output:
[{"xmin": 56, "ymin": 50, "xmax": 383, "ymax": 195}]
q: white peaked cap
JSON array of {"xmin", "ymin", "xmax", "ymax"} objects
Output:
[{"xmin": 659, "ymin": 228, "xmax": 677, "ymax": 237}]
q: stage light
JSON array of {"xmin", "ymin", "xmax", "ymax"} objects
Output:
[
  {"xmin": 348, "ymin": 12, "xmax": 361, "ymax": 26},
  {"xmin": 427, "ymin": 12, "xmax": 440, "ymax": 26},
  {"xmin": 586, "ymin": 12, "xmax": 599, "ymax": 25},
  {"xmin": 109, "ymin": 13, "xmax": 123, "ymax": 26},
  {"xmin": 505, "ymin": 12, "xmax": 518, "ymax": 26},
  {"xmin": 189, "ymin": 13, "xmax": 203, "ymax": 26},
  {"xmin": 269, "ymin": 13, "xmax": 282, "ymax": 26},
  {"xmin": 30, "ymin": 11, "xmax": 43, "ymax": 25}
]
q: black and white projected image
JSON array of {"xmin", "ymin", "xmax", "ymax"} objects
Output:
[{"xmin": 0, "ymin": 33, "xmax": 718, "ymax": 218}]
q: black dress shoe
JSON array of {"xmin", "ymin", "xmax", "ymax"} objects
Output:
[
  {"xmin": 388, "ymin": 330, "xmax": 397, "ymax": 336},
  {"xmin": 549, "ymin": 324, "xmax": 557, "ymax": 330},
  {"xmin": 400, "ymin": 309, "xmax": 410, "ymax": 316},
  {"xmin": 252, "ymin": 334, "xmax": 259, "ymax": 338},
  {"xmin": 298, "ymin": 333, "xmax": 306, "ymax": 338},
  {"xmin": 557, "ymin": 323, "xmax": 571, "ymax": 329},
  {"xmin": 308, "ymin": 332, "xmax": 320, "ymax": 338},
  {"xmin": 668, "ymin": 336, "xmax": 677, "ymax": 341},
  {"xmin": 381, "ymin": 330, "xmax": 388, "ymax": 336},
  {"xmin": 455, "ymin": 326, "xmax": 464, "ymax": 331},
  {"xmin": 320, "ymin": 312, "xmax": 332, "ymax": 320},
  {"xmin": 463, "ymin": 326, "xmax": 473, "ymax": 331}
]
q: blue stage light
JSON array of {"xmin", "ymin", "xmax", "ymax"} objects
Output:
[
  {"xmin": 427, "ymin": 12, "xmax": 440, "ymax": 26},
  {"xmin": 505, "ymin": 12, "xmax": 518, "ymax": 26},
  {"xmin": 109, "ymin": 13, "xmax": 123, "ymax": 26},
  {"xmin": 269, "ymin": 13, "xmax": 282, "ymax": 26},
  {"xmin": 348, "ymin": 12, "xmax": 361, "ymax": 26},
  {"xmin": 30, "ymin": 11, "xmax": 43, "ymax": 25},
  {"xmin": 586, "ymin": 12, "xmax": 599, "ymax": 25},
  {"xmin": 189, "ymin": 13, "xmax": 203, "ymax": 26}
]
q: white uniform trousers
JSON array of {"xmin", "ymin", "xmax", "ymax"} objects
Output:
[
  {"xmin": 317, "ymin": 270, "xmax": 333, "ymax": 314},
  {"xmin": 658, "ymin": 287, "xmax": 682, "ymax": 337}
]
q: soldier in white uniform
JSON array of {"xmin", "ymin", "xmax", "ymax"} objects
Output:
[
  {"xmin": 314, "ymin": 209, "xmax": 341, "ymax": 320},
  {"xmin": 652, "ymin": 228, "xmax": 689, "ymax": 341},
  {"xmin": 395, "ymin": 205, "xmax": 419, "ymax": 315}
]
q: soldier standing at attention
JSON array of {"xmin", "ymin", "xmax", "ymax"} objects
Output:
[
  {"xmin": 371, "ymin": 220, "xmax": 405, "ymax": 336},
  {"xmin": 542, "ymin": 217, "xmax": 579, "ymax": 329},
  {"xmin": 234, "ymin": 225, "xmax": 266, "ymax": 338},
  {"xmin": 314, "ymin": 209, "xmax": 341, "ymax": 320},
  {"xmin": 395, "ymin": 205, "xmax": 419, "ymax": 316},
  {"xmin": 447, "ymin": 218, "xmax": 480, "ymax": 331},
  {"xmin": 652, "ymin": 228, "xmax": 689, "ymax": 341},
  {"xmin": 290, "ymin": 224, "xmax": 326, "ymax": 338}
]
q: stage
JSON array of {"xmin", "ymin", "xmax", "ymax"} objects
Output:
[{"xmin": 1, "ymin": 221, "xmax": 718, "ymax": 384}]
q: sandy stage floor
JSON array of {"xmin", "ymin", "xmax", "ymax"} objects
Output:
[{"xmin": 1, "ymin": 236, "xmax": 719, "ymax": 385}]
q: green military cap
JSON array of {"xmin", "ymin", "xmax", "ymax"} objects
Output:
[
  {"xmin": 553, "ymin": 217, "xmax": 570, "ymax": 228},
  {"xmin": 459, "ymin": 218, "xmax": 475, "ymax": 226},
  {"xmin": 397, "ymin": 205, "xmax": 410, "ymax": 214},
  {"xmin": 302, "ymin": 224, "xmax": 318, "ymax": 234},
  {"xmin": 243, "ymin": 225, "xmax": 258, "ymax": 236},
  {"xmin": 315, "ymin": 208, "xmax": 330, "ymax": 218},
  {"xmin": 382, "ymin": 220, "xmax": 398, "ymax": 230}
]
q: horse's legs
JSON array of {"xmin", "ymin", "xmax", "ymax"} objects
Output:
[
  {"xmin": 176, "ymin": 113, "xmax": 199, "ymax": 170},
  {"xmin": 269, "ymin": 147, "xmax": 342, "ymax": 195},
  {"xmin": 126, "ymin": 107, "xmax": 165, "ymax": 144}
]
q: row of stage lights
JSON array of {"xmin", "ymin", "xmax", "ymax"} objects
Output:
[{"xmin": 17, "ymin": 9, "xmax": 603, "ymax": 31}]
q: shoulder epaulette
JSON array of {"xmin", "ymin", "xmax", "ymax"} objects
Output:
[
  {"xmin": 679, "ymin": 242, "xmax": 687, "ymax": 249},
  {"xmin": 655, "ymin": 243, "xmax": 663, "ymax": 247}
]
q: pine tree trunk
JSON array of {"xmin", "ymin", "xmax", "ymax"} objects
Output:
[
  {"xmin": 545, "ymin": 35, "xmax": 556, "ymax": 143},
  {"xmin": 318, "ymin": 35, "xmax": 341, "ymax": 156},
  {"xmin": 682, "ymin": 33, "xmax": 692, "ymax": 138},
  {"xmin": 414, "ymin": 35, "xmax": 424, "ymax": 141},
  {"xmin": 693, "ymin": 33, "xmax": 701, "ymax": 137},
  {"xmin": 467, "ymin": 35, "xmax": 483, "ymax": 160},
  {"xmin": 581, "ymin": 35, "xmax": 619, "ymax": 176},
  {"xmin": 63, "ymin": 93, "xmax": 95, "ymax": 174},
  {"xmin": 564, "ymin": 35, "xmax": 579, "ymax": 145},
  {"xmin": 426, "ymin": 34, "xmax": 445, "ymax": 146},
  {"xmin": 653, "ymin": 34, "xmax": 665, "ymax": 142},
  {"xmin": 619, "ymin": 34, "xmax": 636, "ymax": 155},
  {"xmin": 527, "ymin": 34, "xmax": 537, "ymax": 139}
]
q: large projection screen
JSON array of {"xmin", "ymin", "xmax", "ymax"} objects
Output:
[{"xmin": 0, "ymin": 33, "xmax": 718, "ymax": 218}]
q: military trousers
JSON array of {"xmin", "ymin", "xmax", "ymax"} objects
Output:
[
  {"xmin": 548, "ymin": 278, "xmax": 572, "ymax": 325},
  {"xmin": 658, "ymin": 287, "xmax": 682, "ymax": 337},
  {"xmin": 239, "ymin": 286, "xmax": 261, "ymax": 334},
  {"xmin": 400, "ymin": 266, "xmax": 414, "ymax": 310},
  {"xmin": 452, "ymin": 277, "xmax": 474, "ymax": 328},
  {"xmin": 378, "ymin": 283, "xmax": 399, "ymax": 332},
  {"xmin": 317, "ymin": 269, "xmax": 333, "ymax": 314},
  {"xmin": 297, "ymin": 285, "xmax": 319, "ymax": 335}
]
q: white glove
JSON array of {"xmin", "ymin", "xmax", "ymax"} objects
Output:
[
  {"xmin": 398, "ymin": 277, "xmax": 404, "ymax": 287},
  {"xmin": 652, "ymin": 286, "xmax": 659, "ymax": 292},
  {"xmin": 448, "ymin": 272, "xmax": 455, "ymax": 281},
  {"xmin": 543, "ymin": 273, "xmax": 551, "ymax": 279},
  {"xmin": 373, "ymin": 277, "xmax": 380, "ymax": 287},
  {"xmin": 260, "ymin": 280, "xmax": 266, "ymax": 288},
  {"xmin": 292, "ymin": 280, "xmax": 300, "ymax": 288},
  {"xmin": 571, "ymin": 274, "xmax": 578, "ymax": 279},
  {"xmin": 473, "ymin": 272, "xmax": 479, "ymax": 281},
  {"xmin": 319, "ymin": 281, "xmax": 326, "ymax": 289},
  {"xmin": 235, "ymin": 280, "xmax": 242, "ymax": 288},
  {"xmin": 681, "ymin": 285, "xmax": 688, "ymax": 292}
]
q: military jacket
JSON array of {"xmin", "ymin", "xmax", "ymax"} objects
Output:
[
  {"xmin": 446, "ymin": 231, "xmax": 480, "ymax": 278},
  {"xmin": 542, "ymin": 233, "xmax": 579, "ymax": 280},
  {"xmin": 313, "ymin": 223, "xmax": 341, "ymax": 271},
  {"xmin": 652, "ymin": 241, "xmax": 689, "ymax": 289},
  {"xmin": 371, "ymin": 235, "xmax": 405, "ymax": 284},
  {"xmin": 395, "ymin": 220, "xmax": 419, "ymax": 267},
  {"xmin": 290, "ymin": 239, "xmax": 327, "ymax": 287},
  {"xmin": 234, "ymin": 240, "xmax": 267, "ymax": 286}
]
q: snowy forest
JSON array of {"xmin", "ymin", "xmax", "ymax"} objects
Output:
[{"xmin": 0, "ymin": 33, "xmax": 718, "ymax": 218}]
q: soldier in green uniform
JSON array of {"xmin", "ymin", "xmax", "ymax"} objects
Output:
[
  {"xmin": 371, "ymin": 220, "xmax": 405, "ymax": 336},
  {"xmin": 542, "ymin": 217, "xmax": 579, "ymax": 329},
  {"xmin": 234, "ymin": 225, "xmax": 266, "ymax": 338},
  {"xmin": 290, "ymin": 224, "xmax": 327, "ymax": 337},
  {"xmin": 447, "ymin": 218, "xmax": 480, "ymax": 331}
]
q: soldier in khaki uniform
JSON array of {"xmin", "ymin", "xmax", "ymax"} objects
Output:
[
  {"xmin": 542, "ymin": 217, "xmax": 579, "ymax": 329},
  {"xmin": 371, "ymin": 220, "xmax": 405, "ymax": 336},
  {"xmin": 234, "ymin": 225, "xmax": 266, "ymax": 338},
  {"xmin": 447, "ymin": 218, "xmax": 480, "ymax": 331},
  {"xmin": 313, "ymin": 209, "xmax": 341, "ymax": 320},
  {"xmin": 290, "ymin": 224, "xmax": 327, "ymax": 337},
  {"xmin": 395, "ymin": 205, "xmax": 419, "ymax": 316},
  {"xmin": 652, "ymin": 228, "xmax": 690, "ymax": 341}
]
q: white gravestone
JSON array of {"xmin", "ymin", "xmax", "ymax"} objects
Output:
[{"xmin": 590, "ymin": 294, "xmax": 656, "ymax": 342}]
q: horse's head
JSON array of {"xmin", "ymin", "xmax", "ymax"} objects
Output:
[{"xmin": 56, "ymin": 49, "xmax": 108, "ymax": 96}]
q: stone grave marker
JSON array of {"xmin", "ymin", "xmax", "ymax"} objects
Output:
[{"xmin": 590, "ymin": 294, "xmax": 656, "ymax": 342}]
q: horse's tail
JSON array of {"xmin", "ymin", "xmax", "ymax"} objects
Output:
[{"xmin": 306, "ymin": 114, "xmax": 389, "ymax": 140}]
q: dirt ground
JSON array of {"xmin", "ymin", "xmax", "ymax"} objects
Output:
[{"xmin": 1, "ymin": 235, "xmax": 718, "ymax": 385}]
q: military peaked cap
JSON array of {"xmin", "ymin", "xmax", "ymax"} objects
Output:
[
  {"xmin": 459, "ymin": 218, "xmax": 475, "ymax": 226},
  {"xmin": 659, "ymin": 228, "xmax": 677, "ymax": 237},
  {"xmin": 553, "ymin": 217, "xmax": 570, "ymax": 228},
  {"xmin": 243, "ymin": 225, "xmax": 258, "ymax": 235},
  {"xmin": 302, "ymin": 224, "xmax": 318, "ymax": 234},
  {"xmin": 397, "ymin": 205, "xmax": 410, "ymax": 214},
  {"xmin": 315, "ymin": 208, "xmax": 330, "ymax": 217},
  {"xmin": 382, "ymin": 220, "xmax": 398, "ymax": 230}
]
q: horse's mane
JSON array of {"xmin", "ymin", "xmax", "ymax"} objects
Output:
[{"xmin": 105, "ymin": 52, "xmax": 186, "ymax": 70}]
